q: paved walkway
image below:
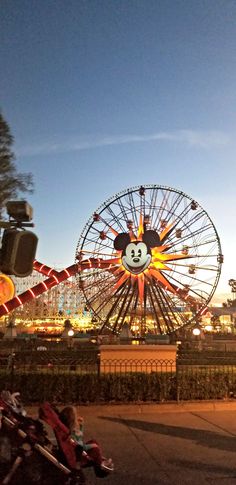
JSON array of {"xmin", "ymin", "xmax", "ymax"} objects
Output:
[{"xmin": 28, "ymin": 402, "xmax": 236, "ymax": 484}]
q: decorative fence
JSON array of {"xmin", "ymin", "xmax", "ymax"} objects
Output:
[{"xmin": 1, "ymin": 350, "xmax": 236, "ymax": 404}]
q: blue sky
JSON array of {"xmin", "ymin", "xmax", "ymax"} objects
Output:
[{"xmin": 1, "ymin": 0, "xmax": 236, "ymax": 298}]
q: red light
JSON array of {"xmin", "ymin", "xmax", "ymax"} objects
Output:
[
  {"xmin": 3, "ymin": 304, "xmax": 9, "ymax": 313},
  {"xmin": 16, "ymin": 295, "xmax": 23, "ymax": 305},
  {"xmin": 52, "ymin": 274, "xmax": 59, "ymax": 284}
]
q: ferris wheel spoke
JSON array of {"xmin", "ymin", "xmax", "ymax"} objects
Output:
[
  {"xmin": 94, "ymin": 284, "xmax": 127, "ymax": 319},
  {"xmin": 148, "ymin": 188, "xmax": 159, "ymax": 225},
  {"xmin": 169, "ymin": 238, "xmax": 218, "ymax": 252},
  {"xmin": 163, "ymin": 220, "xmax": 201, "ymax": 246},
  {"xmin": 160, "ymin": 206, "xmax": 201, "ymax": 244},
  {"xmin": 153, "ymin": 280, "xmax": 184, "ymax": 329},
  {"xmin": 165, "ymin": 192, "xmax": 186, "ymax": 220},
  {"xmin": 153, "ymin": 189, "xmax": 172, "ymax": 228},
  {"xmin": 165, "ymin": 277, "xmax": 213, "ymax": 303},
  {"xmin": 174, "ymin": 200, "xmax": 201, "ymax": 226},
  {"xmin": 150, "ymin": 280, "xmax": 179, "ymax": 333},
  {"xmin": 159, "ymin": 287, "xmax": 190, "ymax": 326},
  {"xmin": 116, "ymin": 284, "xmax": 138, "ymax": 334},
  {"xmin": 154, "ymin": 282, "xmax": 189, "ymax": 329},
  {"xmin": 166, "ymin": 266, "xmax": 214, "ymax": 288},
  {"xmin": 86, "ymin": 274, "xmax": 123, "ymax": 309},
  {"xmin": 146, "ymin": 284, "xmax": 163, "ymax": 333},
  {"xmin": 88, "ymin": 224, "xmax": 115, "ymax": 240},
  {"xmin": 181, "ymin": 212, "xmax": 211, "ymax": 234},
  {"xmin": 78, "ymin": 249, "xmax": 119, "ymax": 258},
  {"xmin": 100, "ymin": 281, "xmax": 133, "ymax": 333},
  {"xmin": 127, "ymin": 190, "xmax": 139, "ymax": 228},
  {"xmin": 80, "ymin": 272, "xmax": 115, "ymax": 294},
  {"xmin": 104, "ymin": 205, "xmax": 126, "ymax": 233},
  {"xmin": 169, "ymin": 224, "xmax": 214, "ymax": 248},
  {"xmin": 156, "ymin": 194, "xmax": 181, "ymax": 231},
  {"xmin": 116, "ymin": 197, "xmax": 133, "ymax": 225},
  {"xmin": 150, "ymin": 285, "xmax": 175, "ymax": 333},
  {"xmin": 100, "ymin": 283, "xmax": 131, "ymax": 333},
  {"xmin": 84, "ymin": 230, "xmax": 115, "ymax": 247},
  {"xmin": 94, "ymin": 213, "xmax": 119, "ymax": 235}
]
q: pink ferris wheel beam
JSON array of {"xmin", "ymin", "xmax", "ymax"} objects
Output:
[
  {"xmin": 33, "ymin": 260, "xmax": 61, "ymax": 277},
  {"xmin": 0, "ymin": 258, "xmax": 115, "ymax": 317},
  {"xmin": 0, "ymin": 263, "xmax": 79, "ymax": 317}
]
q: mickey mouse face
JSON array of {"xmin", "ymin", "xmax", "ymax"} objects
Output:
[
  {"xmin": 114, "ymin": 229, "xmax": 160, "ymax": 276},
  {"xmin": 122, "ymin": 241, "xmax": 151, "ymax": 274}
]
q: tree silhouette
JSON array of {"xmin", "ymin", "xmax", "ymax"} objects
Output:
[{"xmin": 0, "ymin": 111, "xmax": 33, "ymax": 217}]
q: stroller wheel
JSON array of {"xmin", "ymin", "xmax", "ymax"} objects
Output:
[{"xmin": 67, "ymin": 469, "xmax": 86, "ymax": 485}]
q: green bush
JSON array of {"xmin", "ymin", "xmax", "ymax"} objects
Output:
[
  {"xmin": 1, "ymin": 367, "xmax": 236, "ymax": 403},
  {"xmin": 177, "ymin": 369, "xmax": 236, "ymax": 400},
  {"xmin": 0, "ymin": 370, "xmax": 175, "ymax": 403}
]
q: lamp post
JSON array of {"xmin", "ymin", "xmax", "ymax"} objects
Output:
[
  {"xmin": 62, "ymin": 320, "xmax": 75, "ymax": 349},
  {"xmin": 192, "ymin": 324, "xmax": 202, "ymax": 350}
]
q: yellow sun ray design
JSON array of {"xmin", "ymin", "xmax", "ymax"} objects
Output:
[
  {"xmin": 159, "ymin": 221, "xmax": 175, "ymax": 241},
  {"xmin": 86, "ymin": 215, "xmax": 194, "ymax": 306},
  {"xmin": 138, "ymin": 272, "xmax": 145, "ymax": 303},
  {"xmin": 137, "ymin": 213, "xmax": 144, "ymax": 238}
]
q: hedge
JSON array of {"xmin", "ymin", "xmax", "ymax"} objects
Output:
[
  {"xmin": 1, "ymin": 369, "xmax": 236, "ymax": 403},
  {"xmin": 0, "ymin": 371, "xmax": 175, "ymax": 404}
]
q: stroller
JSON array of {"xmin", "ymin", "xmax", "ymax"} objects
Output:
[
  {"xmin": 0, "ymin": 392, "xmax": 114, "ymax": 485},
  {"xmin": 0, "ymin": 392, "xmax": 85, "ymax": 484}
]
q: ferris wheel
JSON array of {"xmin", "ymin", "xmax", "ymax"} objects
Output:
[{"xmin": 75, "ymin": 185, "xmax": 223, "ymax": 335}]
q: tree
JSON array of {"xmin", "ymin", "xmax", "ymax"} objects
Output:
[{"xmin": 0, "ymin": 111, "xmax": 33, "ymax": 218}]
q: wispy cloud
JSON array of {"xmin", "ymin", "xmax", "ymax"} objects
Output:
[{"xmin": 16, "ymin": 129, "xmax": 231, "ymax": 157}]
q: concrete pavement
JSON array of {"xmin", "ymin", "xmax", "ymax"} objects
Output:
[{"xmin": 28, "ymin": 402, "xmax": 236, "ymax": 484}]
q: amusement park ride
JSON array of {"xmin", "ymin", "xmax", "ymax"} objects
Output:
[{"xmin": 0, "ymin": 185, "xmax": 224, "ymax": 336}]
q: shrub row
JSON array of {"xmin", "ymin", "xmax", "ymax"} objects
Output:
[
  {"xmin": 1, "ymin": 370, "xmax": 236, "ymax": 403},
  {"xmin": 178, "ymin": 370, "xmax": 236, "ymax": 400},
  {"xmin": 0, "ymin": 371, "xmax": 176, "ymax": 404}
]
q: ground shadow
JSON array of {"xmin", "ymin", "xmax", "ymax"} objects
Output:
[
  {"xmin": 169, "ymin": 458, "xmax": 236, "ymax": 476},
  {"xmin": 99, "ymin": 416, "xmax": 236, "ymax": 453}
]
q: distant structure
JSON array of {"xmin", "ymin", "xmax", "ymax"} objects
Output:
[
  {"xmin": 229, "ymin": 279, "xmax": 236, "ymax": 301},
  {"xmin": 12, "ymin": 271, "xmax": 81, "ymax": 320}
]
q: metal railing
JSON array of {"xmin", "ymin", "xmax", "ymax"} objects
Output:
[
  {"xmin": 100, "ymin": 358, "xmax": 175, "ymax": 374},
  {"xmin": 1, "ymin": 352, "xmax": 236, "ymax": 403}
]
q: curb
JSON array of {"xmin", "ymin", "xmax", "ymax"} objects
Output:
[{"xmin": 26, "ymin": 400, "xmax": 236, "ymax": 417}]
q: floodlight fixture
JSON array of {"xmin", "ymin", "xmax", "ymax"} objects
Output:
[{"xmin": 6, "ymin": 201, "xmax": 33, "ymax": 223}]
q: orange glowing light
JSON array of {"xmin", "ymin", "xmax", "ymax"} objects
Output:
[{"xmin": 0, "ymin": 274, "xmax": 15, "ymax": 305}]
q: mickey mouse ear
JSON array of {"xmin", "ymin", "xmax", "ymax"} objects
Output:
[
  {"xmin": 114, "ymin": 233, "xmax": 131, "ymax": 250},
  {"xmin": 142, "ymin": 230, "xmax": 160, "ymax": 248}
]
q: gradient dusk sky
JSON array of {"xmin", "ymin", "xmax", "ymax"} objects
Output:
[{"xmin": 1, "ymin": 0, "xmax": 236, "ymax": 298}]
